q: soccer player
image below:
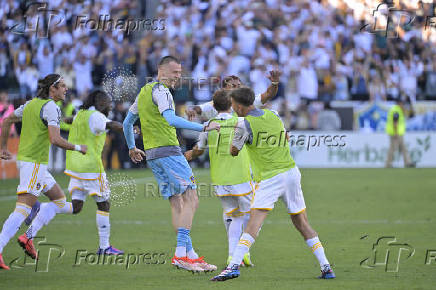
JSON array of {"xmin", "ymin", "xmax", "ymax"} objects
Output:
[
  {"xmin": 123, "ymin": 55, "xmax": 219, "ymax": 272},
  {"xmin": 185, "ymin": 71, "xmax": 281, "ymax": 121},
  {"xmin": 0, "ymin": 74, "xmax": 87, "ymax": 269},
  {"xmin": 23, "ymin": 90, "xmax": 124, "ymax": 255},
  {"xmin": 211, "ymin": 88, "xmax": 335, "ymax": 281},
  {"xmin": 184, "ymin": 89, "xmax": 253, "ymax": 266}
]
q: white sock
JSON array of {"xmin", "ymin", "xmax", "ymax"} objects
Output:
[
  {"xmin": 175, "ymin": 247, "xmax": 186, "ymax": 258},
  {"xmin": 0, "ymin": 203, "xmax": 31, "ymax": 252},
  {"xmin": 228, "ymin": 216, "xmax": 244, "ymax": 256},
  {"xmin": 51, "ymin": 198, "xmax": 73, "ymax": 214},
  {"xmin": 229, "ymin": 232, "xmax": 255, "ymax": 267},
  {"xmin": 306, "ymin": 236, "xmax": 329, "ymax": 267},
  {"xmin": 187, "ymin": 249, "xmax": 199, "ymax": 259},
  {"xmin": 223, "ymin": 213, "xmax": 232, "ymax": 233},
  {"xmin": 96, "ymin": 211, "xmax": 110, "ymax": 249},
  {"xmin": 242, "ymin": 213, "xmax": 250, "ymax": 231},
  {"xmin": 26, "ymin": 202, "xmax": 57, "ymax": 239}
]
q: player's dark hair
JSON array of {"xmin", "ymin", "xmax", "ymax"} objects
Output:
[
  {"xmin": 229, "ymin": 87, "xmax": 255, "ymax": 107},
  {"xmin": 158, "ymin": 55, "xmax": 180, "ymax": 67},
  {"xmin": 213, "ymin": 89, "xmax": 231, "ymax": 112},
  {"xmin": 222, "ymin": 75, "xmax": 241, "ymax": 88},
  {"xmin": 36, "ymin": 74, "xmax": 62, "ymax": 99},
  {"xmin": 81, "ymin": 90, "xmax": 109, "ymax": 110}
]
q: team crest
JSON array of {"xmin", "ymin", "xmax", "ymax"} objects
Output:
[
  {"xmin": 190, "ymin": 175, "xmax": 196, "ymax": 184},
  {"xmin": 36, "ymin": 183, "xmax": 41, "ymax": 190}
]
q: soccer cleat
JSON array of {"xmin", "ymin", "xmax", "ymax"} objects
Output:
[
  {"xmin": 226, "ymin": 255, "xmax": 247, "ymax": 267},
  {"xmin": 318, "ymin": 264, "xmax": 336, "ymax": 279},
  {"xmin": 17, "ymin": 234, "xmax": 38, "ymax": 259},
  {"xmin": 172, "ymin": 256, "xmax": 203, "ymax": 272},
  {"xmin": 190, "ymin": 256, "xmax": 217, "ymax": 272},
  {"xmin": 243, "ymin": 252, "xmax": 254, "ymax": 267},
  {"xmin": 210, "ymin": 264, "xmax": 240, "ymax": 281},
  {"xmin": 97, "ymin": 246, "xmax": 124, "ymax": 255},
  {"xmin": 24, "ymin": 200, "xmax": 41, "ymax": 226},
  {"xmin": 0, "ymin": 253, "xmax": 10, "ymax": 270}
]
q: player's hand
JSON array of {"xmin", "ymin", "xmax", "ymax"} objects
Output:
[
  {"xmin": 267, "ymin": 70, "xmax": 282, "ymax": 83},
  {"xmin": 203, "ymin": 122, "xmax": 220, "ymax": 132},
  {"xmin": 129, "ymin": 147, "xmax": 145, "ymax": 164},
  {"xmin": 133, "ymin": 125, "xmax": 141, "ymax": 135},
  {"xmin": 185, "ymin": 107, "xmax": 199, "ymax": 121},
  {"xmin": 184, "ymin": 150, "xmax": 193, "ymax": 161},
  {"xmin": 79, "ymin": 145, "xmax": 87, "ymax": 155},
  {"xmin": 0, "ymin": 149, "xmax": 12, "ymax": 160}
]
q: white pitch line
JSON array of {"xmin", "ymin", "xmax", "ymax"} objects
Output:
[
  {"xmin": 49, "ymin": 219, "xmax": 435, "ymax": 226},
  {"xmin": 0, "ymin": 176, "xmax": 156, "ymax": 201}
]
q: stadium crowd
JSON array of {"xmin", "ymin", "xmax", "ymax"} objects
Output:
[{"xmin": 1, "ymin": 0, "xmax": 436, "ymax": 169}]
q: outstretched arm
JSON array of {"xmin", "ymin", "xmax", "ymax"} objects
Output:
[
  {"xmin": 162, "ymin": 109, "xmax": 220, "ymax": 132},
  {"xmin": 260, "ymin": 70, "xmax": 281, "ymax": 104},
  {"xmin": 106, "ymin": 121, "xmax": 123, "ymax": 133}
]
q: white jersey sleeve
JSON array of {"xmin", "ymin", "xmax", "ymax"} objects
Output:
[
  {"xmin": 42, "ymin": 101, "xmax": 61, "ymax": 127},
  {"xmin": 232, "ymin": 117, "xmax": 252, "ymax": 150},
  {"xmin": 89, "ymin": 111, "xmax": 110, "ymax": 136},
  {"xmin": 129, "ymin": 96, "xmax": 139, "ymax": 114},
  {"xmin": 197, "ymin": 131, "xmax": 208, "ymax": 150},
  {"xmin": 152, "ymin": 83, "xmax": 175, "ymax": 114},
  {"xmin": 13, "ymin": 101, "xmax": 31, "ymax": 118},
  {"xmin": 199, "ymin": 101, "xmax": 218, "ymax": 120},
  {"xmin": 253, "ymin": 93, "xmax": 263, "ymax": 108}
]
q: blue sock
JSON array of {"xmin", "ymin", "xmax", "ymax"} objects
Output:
[
  {"xmin": 186, "ymin": 235, "xmax": 193, "ymax": 252},
  {"xmin": 176, "ymin": 228, "xmax": 190, "ymax": 248}
]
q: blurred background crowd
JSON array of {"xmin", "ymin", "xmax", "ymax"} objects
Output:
[{"xmin": 0, "ymin": 0, "xmax": 436, "ymax": 170}]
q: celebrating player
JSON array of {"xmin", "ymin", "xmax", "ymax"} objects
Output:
[
  {"xmin": 0, "ymin": 74, "xmax": 87, "ymax": 269},
  {"xmin": 185, "ymin": 71, "xmax": 281, "ymax": 121},
  {"xmin": 211, "ymin": 87, "xmax": 335, "ymax": 281},
  {"xmin": 23, "ymin": 90, "xmax": 124, "ymax": 255},
  {"xmin": 184, "ymin": 89, "xmax": 254, "ymax": 266},
  {"xmin": 123, "ymin": 56, "xmax": 220, "ymax": 272}
]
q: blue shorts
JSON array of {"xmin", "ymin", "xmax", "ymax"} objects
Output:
[{"xmin": 148, "ymin": 155, "xmax": 197, "ymax": 199}]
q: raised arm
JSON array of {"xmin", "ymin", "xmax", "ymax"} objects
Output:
[{"xmin": 260, "ymin": 70, "xmax": 281, "ymax": 104}]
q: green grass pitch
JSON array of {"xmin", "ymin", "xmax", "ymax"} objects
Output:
[{"xmin": 0, "ymin": 168, "xmax": 435, "ymax": 289}]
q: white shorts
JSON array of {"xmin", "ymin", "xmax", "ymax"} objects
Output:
[
  {"xmin": 214, "ymin": 182, "xmax": 253, "ymax": 216},
  {"xmin": 214, "ymin": 181, "xmax": 253, "ymax": 197},
  {"xmin": 67, "ymin": 173, "xmax": 109, "ymax": 203},
  {"xmin": 17, "ymin": 161, "xmax": 56, "ymax": 197},
  {"xmin": 251, "ymin": 167, "xmax": 306, "ymax": 215},
  {"xmin": 220, "ymin": 195, "xmax": 252, "ymax": 216}
]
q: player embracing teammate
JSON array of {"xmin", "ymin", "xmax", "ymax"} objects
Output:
[{"xmin": 211, "ymin": 87, "xmax": 335, "ymax": 281}]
